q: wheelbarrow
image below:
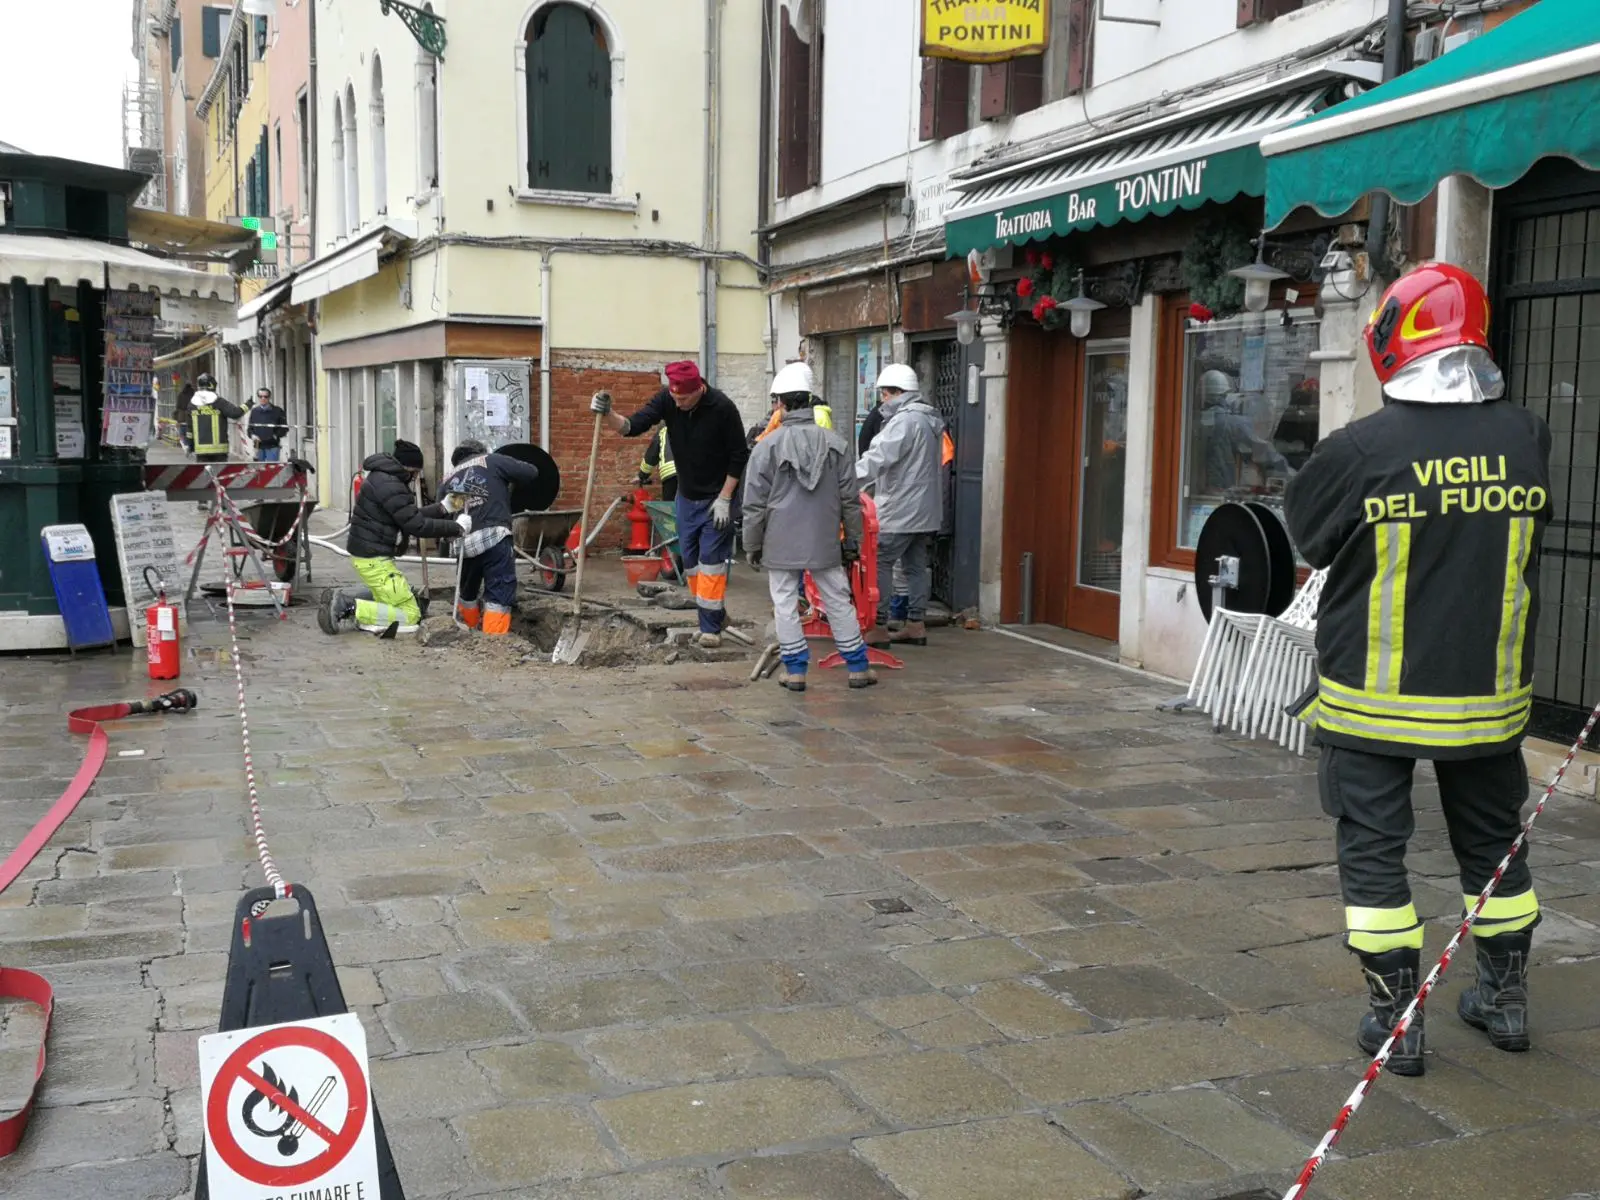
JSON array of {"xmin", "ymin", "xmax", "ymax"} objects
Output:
[
  {"xmin": 512, "ymin": 494, "xmax": 628, "ymax": 592},
  {"xmin": 645, "ymin": 500, "xmax": 685, "ymax": 582}
]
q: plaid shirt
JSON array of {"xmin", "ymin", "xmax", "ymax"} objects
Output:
[{"xmin": 461, "ymin": 524, "xmax": 511, "ymax": 559}]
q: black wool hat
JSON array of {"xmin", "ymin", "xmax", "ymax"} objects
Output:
[{"xmin": 392, "ymin": 439, "xmax": 425, "ymax": 469}]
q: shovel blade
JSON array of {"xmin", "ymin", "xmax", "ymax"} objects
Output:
[{"xmin": 552, "ymin": 623, "xmax": 591, "ymax": 664}]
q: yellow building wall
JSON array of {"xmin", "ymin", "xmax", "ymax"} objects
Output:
[
  {"xmin": 316, "ymin": 252, "xmax": 445, "ymax": 346},
  {"xmin": 202, "ymin": 48, "xmax": 270, "ymax": 224}
]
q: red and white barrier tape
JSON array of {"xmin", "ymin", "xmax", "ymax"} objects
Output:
[
  {"xmin": 211, "ymin": 475, "xmax": 290, "ymax": 907},
  {"xmin": 1283, "ymin": 699, "xmax": 1600, "ymax": 1200}
]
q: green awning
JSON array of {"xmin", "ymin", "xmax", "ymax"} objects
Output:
[
  {"xmin": 1262, "ymin": 0, "xmax": 1600, "ymax": 228},
  {"xmin": 944, "ymin": 89, "xmax": 1331, "ymax": 258}
]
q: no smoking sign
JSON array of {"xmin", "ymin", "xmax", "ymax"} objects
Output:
[{"xmin": 198, "ymin": 1014, "xmax": 381, "ymax": 1200}]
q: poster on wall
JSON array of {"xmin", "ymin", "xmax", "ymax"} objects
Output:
[
  {"xmin": 485, "ymin": 393, "xmax": 509, "ymax": 428},
  {"xmin": 55, "ymin": 394, "xmax": 85, "ymax": 458},
  {"xmin": 102, "ymin": 290, "xmax": 159, "ymax": 450},
  {"xmin": 0, "ymin": 426, "xmax": 12, "ymax": 460},
  {"xmin": 0, "ymin": 365, "xmax": 13, "ymax": 421}
]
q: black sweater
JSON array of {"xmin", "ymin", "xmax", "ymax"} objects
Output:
[
  {"xmin": 348, "ymin": 454, "xmax": 461, "ymax": 559},
  {"xmin": 621, "ymin": 387, "xmax": 749, "ymax": 501}
]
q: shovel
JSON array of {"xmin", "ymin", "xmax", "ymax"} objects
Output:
[
  {"xmin": 416, "ymin": 479, "xmax": 433, "ymax": 619},
  {"xmin": 553, "ymin": 393, "xmax": 608, "ymax": 663}
]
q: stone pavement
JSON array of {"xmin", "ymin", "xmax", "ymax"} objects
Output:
[{"xmin": 3, "ymin": 581, "xmax": 1600, "ymax": 1200}]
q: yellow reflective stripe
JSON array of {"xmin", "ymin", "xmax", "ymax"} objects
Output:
[
  {"xmin": 1364, "ymin": 522, "xmax": 1410, "ymax": 693},
  {"xmin": 658, "ymin": 429, "xmax": 676, "ymax": 479},
  {"xmin": 1348, "ymin": 926, "xmax": 1427, "ymax": 953},
  {"xmin": 1497, "ymin": 516, "xmax": 1534, "ymax": 695},
  {"xmin": 1316, "ymin": 704, "xmax": 1530, "ymax": 747},
  {"xmin": 1472, "ymin": 890, "xmax": 1539, "ymax": 935},
  {"xmin": 1318, "ymin": 677, "xmax": 1532, "ymax": 719},
  {"xmin": 1347, "ymin": 903, "xmax": 1421, "ymax": 932}
]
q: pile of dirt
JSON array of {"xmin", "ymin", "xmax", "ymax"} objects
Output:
[{"xmin": 408, "ymin": 604, "xmax": 700, "ymax": 670}]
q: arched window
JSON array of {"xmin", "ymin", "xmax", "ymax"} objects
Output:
[
  {"xmin": 524, "ymin": 3, "xmax": 612, "ymax": 194},
  {"xmin": 331, "ymin": 94, "xmax": 348, "ymax": 238},
  {"xmin": 342, "ymin": 82, "xmax": 360, "ymax": 232},
  {"xmin": 370, "ymin": 55, "xmax": 388, "ymax": 216}
]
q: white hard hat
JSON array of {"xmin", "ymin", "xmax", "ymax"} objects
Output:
[
  {"xmin": 769, "ymin": 361, "xmax": 815, "ymax": 397},
  {"xmin": 1200, "ymin": 369, "xmax": 1232, "ymax": 405},
  {"xmin": 876, "ymin": 363, "xmax": 920, "ymax": 393}
]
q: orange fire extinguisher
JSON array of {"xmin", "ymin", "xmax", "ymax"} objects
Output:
[{"xmin": 143, "ymin": 567, "xmax": 180, "ymax": 681}]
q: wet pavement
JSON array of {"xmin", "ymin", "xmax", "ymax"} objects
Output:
[{"xmin": 3, "ymin": 541, "xmax": 1600, "ymax": 1200}]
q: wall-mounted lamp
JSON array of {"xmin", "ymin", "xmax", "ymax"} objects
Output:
[
  {"xmin": 1061, "ymin": 270, "xmax": 1106, "ymax": 339},
  {"xmin": 1229, "ymin": 232, "xmax": 1293, "ymax": 314},
  {"xmin": 945, "ymin": 284, "xmax": 1011, "ymax": 348}
]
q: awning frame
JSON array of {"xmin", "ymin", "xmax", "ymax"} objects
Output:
[
  {"xmin": 289, "ymin": 221, "xmax": 415, "ymax": 306},
  {"xmin": 0, "ymin": 232, "xmax": 236, "ymax": 303}
]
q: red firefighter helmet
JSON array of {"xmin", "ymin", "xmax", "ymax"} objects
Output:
[{"xmin": 1365, "ymin": 262, "xmax": 1492, "ymax": 386}]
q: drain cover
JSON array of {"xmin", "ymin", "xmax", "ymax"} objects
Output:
[{"xmin": 867, "ymin": 897, "xmax": 914, "ymax": 915}]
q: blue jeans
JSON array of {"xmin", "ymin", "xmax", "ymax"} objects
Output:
[
  {"xmin": 256, "ymin": 445, "xmax": 281, "ymax": 462},
  {"xmin": 676, "ymin": 494, "xmax": 733, "ymax": 634}
]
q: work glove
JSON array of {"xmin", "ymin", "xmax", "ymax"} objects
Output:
[
  {"xmin": 455, "ymin": 513, "xmax": 472, "ymax": 534},
  {"xmin": 637, "ymin": 473, "xmax": 651, "ymax": 487},
  {"xmin": 589, "ymin": 390, "xmax": 613, "ymax": 415},
  {"xmin": 711, "ymin": 496, "xmax": 732, "ymax": 530},
  {"xmin": 841, "ymin": 540, "xmax": 860, "ymax": 564},
  {"xmin": 748, "ymin": 551, "xmax": 762, "ymax": 570}
]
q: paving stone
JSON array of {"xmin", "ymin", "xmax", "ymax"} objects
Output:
[
  {"xmin": 667, "ymin": 908, "xmax": 874, "ymax": 963},
  {"xmin": 747, "ymin": 1006, "xmax": 900, "ymax": 1064},
  {"xmin": 512, "ymin": 1166, "xmax": 724, "ymax": 1199},
  {"xmin": 1167, "ymin": 950, "xmax": 1344, "ymax": 1011},
  {"xmin": 1041, "ymin": 964, "xmax": 1230, "ymax": 1022},
  {"xmin": 375, "ymin": 959, "xmax": 453, "ymax": 1000},
  {"xmin": 371, "ymin": 1050, "xmax": 495, "ymax": 1119},
  {"xmin": 0, "ymin": 930, "xmax": 183, "ymax": 966},
  {"xmin": 514, "ymin": 972, "xmax": 697, "ymax": 1032},
  {"xmin": 1317, "ymin": 1122, "xmax": 1600, "ymax": 1200},
  {"xmin": 1053, "ymin": 1100, "xmax": 1233, "ymax": 1191},
  {"xmin": 854, "ymin": 822, "xmax": 1019, "ymax": 851},
  {"xmin": 36, "ymin": 1037, "xmax": 150, "ymax": 1106},
  {"xmin": 834, "ymin": 1050, "xmax": 1027, "ymax": 1123},
  {"xmin": 381, "ymin": 993, "xmax": 524, "ymax": 1051},
  {"xmin": 1127, "ymin": 1088, "xmax": 1318, "ymax": 1172},
  {"xmin": 982, "ymin": 1024, "xmax": 1280, "ymax": 1104},
  {"xmin": 586, "ymin": 1020, "xmax": 768, "ymax": 1085},
  {"xmin": 596, "ymin": 1076, "xmax": 875, "ymax": 1161},
  {"xmin": 608, "ymin": 834, "xmax": 821, "ymax": 874},
  {"xmin": 0, "ymin": 1153, "xmax": 191, "ymax": 1200},
  {"xmin": 1225, "ymin": 1067, "xmax": 1456, "ymax": 1154},
  {"xmin": 1224, "ymin": 1010, "xmax": 1363, "ymax": 1068},
  {"xmin": 456, "ymin": 1104, "xmax": 618, "ymax": 1185},
  {"xmin": 0, "ymin": 1097, "xmax": 166, "ymax": 1169},
  {"xmin": 967, "ymin": 979, "xmax": 1095, "ymax": 1039},
  {"xmin": 721, "ymin": 1149, "xmax": 906, "ymax": 1199},
  {"xmin": 1436, "ymin": 1044, "xmax": 1600, "ymax": 1115},
  {"xmin": 856, "ymin": 1115, "xmax": 1130, "ymax": 1200},
  {"xmin": 472, "ymin": 1041, "xmax": 601, "ymax": 1101},
  {"xmin": 891, "ymin": 937, "xmax": 1044, "ymax": 987},
  {"xmin": 955, "ymin": 894, "xmax": 1071, "ymax": 936},
  {"xmin": 1022, "ymin": 923, "xmax": 1175, "ymax": 967}
]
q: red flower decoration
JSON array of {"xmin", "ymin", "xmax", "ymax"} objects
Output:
[
  {"xmin": 1188, "ymin": 302, "xmax": 1215, "ymax": 323},
  {"xmin": 1016, "ymin": 277, "xmax": 1035, "ymax": 299},
  {"xmin": 1039, "ymin": 296, "xmax": 1059, "ymax": 311},
  {"xmin": 1024, "ymin": 249, "xmax": 1040, "ymax": 267},
  {"xmin": 1030, "ymin": 301, "xmax": 1048, "ymax": 322},
  {"xmin": 1040, "ymin": 253, "xmax": 1054, "ymax": 270}
]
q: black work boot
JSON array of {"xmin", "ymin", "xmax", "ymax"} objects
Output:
[
  {"xmin": 1357, "ymin": 948, "xmax": 1426, "ymax": 1076},
  {"xmin": 1458, "ymin": 931, "xmax": 1532, "ymax": 1052}
]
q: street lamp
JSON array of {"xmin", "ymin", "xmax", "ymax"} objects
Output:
[
  {"xmin": 1061, "ymin": 270, "xmax": 1106, "ymax": 339},
  {"xmin": 1229, "ymin": 233, "xmax": 1292, "ymax": 314},
  {"xmin": 946, "ymin": 307, "xmax": 981, "ymax": 347}
]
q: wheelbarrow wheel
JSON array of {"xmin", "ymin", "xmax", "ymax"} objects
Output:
[
  {"xmin": 272, "ymin": 540, "xmax": 298, "ymax": 583},
  {"xmin": 536, "ymin": 546, "xmax": 568, "ymax": 593}
]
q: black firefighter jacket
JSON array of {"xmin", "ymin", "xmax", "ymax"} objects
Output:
[
  {"xmin": 1285, "ymin": 398, "xmax": 1552, "ymax": 760},
  {"xmin": 348, "ymin": 453, "xmax": 461, "ymax": 560}
]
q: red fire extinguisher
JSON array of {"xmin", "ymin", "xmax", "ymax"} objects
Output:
[
  {"xmin": 626, "ymin": 488, "xmax": 653, "ymax": 553},
  {"xmin": 143, "ymin": 567, "xmax": 180, "ymax": 681}
]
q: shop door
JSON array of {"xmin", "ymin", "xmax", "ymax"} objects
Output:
[
  {"xmin": 917, "ymin": 338, "xmax": 980, "ymax": 611},
  {"xmin": 1002, "ymin": 327, "xmax": 1121, "ymax": 640},
  {"xmin": 1495, "ymin": 164, "xmax": 1600, "ymax": 746}
]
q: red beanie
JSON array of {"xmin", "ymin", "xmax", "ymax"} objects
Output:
[{"xmin": 665, "ymin": 360, "xmax": 704, "ymax": 393}]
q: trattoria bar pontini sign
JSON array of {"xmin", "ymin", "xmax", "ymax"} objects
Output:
[
  {"xmin": 945, "ymin": 145, "xmax": 1267, "ymax": 256},
  {"xmin": 921, "ymin": 0, "xmax": 1050, "ymax": 63}
]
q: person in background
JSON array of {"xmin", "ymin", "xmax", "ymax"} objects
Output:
[
  {"xmin": 247, "ymin": 387, "xmax": 290, "ymax": 462},
  {"xmin": 320, "ymin": 439, "xmax": 467, "ymax": 636},
  {"xmin": 188, "ymin": 372, "xmax": 245, "ymax": 463},
  {"xmin": 174, "ymin": 380, "xmax": 197, "ymax": 453},
  {"xmin": 743, "ymin": 363, "xmax": 874, "ymax": 691},
  {"xmin": 638, "ymin": 426, "xmax": 678, "ymax": 501},
  {"xmin": 595, "ymin": 361, "xmax": 750, "ymax": 648},
  {"xmin": 755, "ymin": 363, "xmax": 833, "ymax": 443},
  {"xmin": 436, "ymin": 439, "xmax": 542, "ymax": 637},
  {"xmin": 856, "ymin": 364, "xmax": 944, "ymax": 647}
]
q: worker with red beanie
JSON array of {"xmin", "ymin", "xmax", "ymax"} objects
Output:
[{"xmin": 595, "ymin": 361, "xmax": 749, "ymax": 645}]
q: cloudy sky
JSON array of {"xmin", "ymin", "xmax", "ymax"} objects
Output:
[{"xmin": 0, "ymin": 0, "xmax": 137, "ymax": 164}]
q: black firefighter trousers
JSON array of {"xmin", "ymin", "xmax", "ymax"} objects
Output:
[{"xmin": 1317, "ymin": 745, "xmax": 1539, "ymax": 956}]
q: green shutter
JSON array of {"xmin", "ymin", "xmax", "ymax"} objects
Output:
[{"xmin": 527, "ymin": 4, "xmax": 612, "ymax": 194}]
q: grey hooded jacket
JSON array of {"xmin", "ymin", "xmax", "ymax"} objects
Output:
[
  {"xmin": 741, "ymin": 409, "xmax": 863, "ymax": 571},
  {"xmin": 855, "ymin": 394, "xmax": 944, "ymax": 534}
]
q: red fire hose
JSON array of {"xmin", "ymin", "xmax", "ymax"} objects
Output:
[{"xmin": 0, "ymin": 689, "xmax": 197, "ymax": 1157}]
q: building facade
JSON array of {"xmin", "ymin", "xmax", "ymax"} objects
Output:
[
  {"xmin": 293, "ymin": 0, "xmax": 768, "ymax": 520},
  {"xmin": 765, "ymin": 0, "xmax": 1511, "ymax": 678}
]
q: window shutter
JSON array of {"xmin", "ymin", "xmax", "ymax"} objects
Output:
[
  {"xmin": 171, "ymin": 18, "xmax": 182, "ymax": 70},
  {"xmin": 979, "ymin": 65, "xmax": 1010, "ymax": 121},
  {"xmin": 527, "ymin": 5, "xmax": 613, "ymax": 194},
  {"xmin": 776, "ymin": 6, "xmax": 813, "ymax": 198},
  {"xmin": 918, "ymin": 59, "xmax": 938, "ymax": 141},
  {"xmin": 202, "ymin": 7, "xmax": 223, "ymax": 58},
  {"xmin": 1065, "ymin": 0, "xmax": 1093, "ymax": 96},
  {"xmin": 805, "ymin": 2, "xmax": 824, "ymax": 189},
  {"xmin": 1239, "ymin": 0, "xmax": 1306, "ymax": 27},
  {"xmin": 933, "ymin": 60, "xmax": 970, "ymax": 140}
]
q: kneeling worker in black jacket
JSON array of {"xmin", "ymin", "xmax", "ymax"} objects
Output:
[
  {"xmin": 1286, "ymin": 263, "xmax": 1552, "ymax": 1075},
  {"xmin": 320, "ymin": 439, "xmax": 468, "ymax": 635},
  {"xmin": 436, "ymin": 439, "xmax": 541, "ymax": 636}
]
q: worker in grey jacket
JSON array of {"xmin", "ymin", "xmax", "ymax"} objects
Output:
[
  {"xmin": 856, "ymin": 363, "xmax": 944, "ymax": 646},
  {"xmin": 743, "ymin": 362, "xmax": 875, "ymax": 691}
]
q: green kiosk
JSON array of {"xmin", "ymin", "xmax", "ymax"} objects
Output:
[{"xmin": 0, "ymin": 152, "xmax": 237, "ymax": 650}]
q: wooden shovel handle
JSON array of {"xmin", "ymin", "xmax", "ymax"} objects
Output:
[{"xmin": 570, "ymin": 409, "xmax": 606, "ymax": 616}]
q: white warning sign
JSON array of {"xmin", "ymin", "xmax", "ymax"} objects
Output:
[{"xmin": 197, "ymin": 1013, "xmax": 381, "ymax": 1200}]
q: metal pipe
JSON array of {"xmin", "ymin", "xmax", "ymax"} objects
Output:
[
  {"xmin": 756, "ymin": 0, "xmax": 775, "ymax": 374},
  {"xmin": 539, "ymin": 248, "xmax": 553, "ymax": 449},
  {"xmin": 700, "ymin": 0, "xmax": 719, "ymax": 384},
  {"xmin": 1019, "ymin": 552, "xmax": 1035, "ymax": 626},
  {"xmin": 1366, "ymin": 0, "xmax": 1410, "ymax": 277}
]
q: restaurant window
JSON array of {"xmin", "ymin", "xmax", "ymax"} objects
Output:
[{"xmin": 1153, "ymin": 301, "xmax": 1320, "ymax": 565}]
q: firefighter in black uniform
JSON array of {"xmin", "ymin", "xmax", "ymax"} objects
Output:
[{"xmin": 1286, "ymin": 262, "xmax": 1552, "ymax": 1076}]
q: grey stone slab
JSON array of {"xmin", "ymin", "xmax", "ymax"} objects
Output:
[
  {"xmin": 722, "ymin": 1150, "xmax": 906, "ymax": 1199},
  {"xmin": 381, "ymin": 993, "xmax": 524, "ymax": 1051},
  {"xmin": 512, "ymin": 971, "xmax": 698, "ymax": 1032},
  {"xmin": 0, "ymin": 1154, "xmax": 191, "ymax": 1200}
]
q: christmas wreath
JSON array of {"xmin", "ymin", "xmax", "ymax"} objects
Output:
[
  {"xmin": 1017, "ymin": 245, "xmax": 1084, "ymax": 333},
  {"xmin": 1182, "ymin": 214, "xmax": 1258, "ymax": 319}
]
